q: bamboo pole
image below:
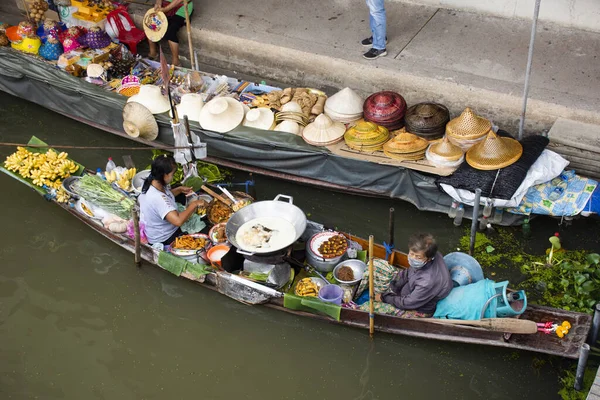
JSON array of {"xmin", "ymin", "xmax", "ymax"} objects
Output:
[
  {"xmin": 368, "ymin": 235, "xmax": 375, "ymax": 338},
  {"xmin": 132, "ymin": 206, "xmax": 141, "ymax": 267},
  {"xmin": 387, "ymin": 207, "xmax": 394, "ymax": 262}
]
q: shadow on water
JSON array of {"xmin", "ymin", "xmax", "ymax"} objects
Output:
[{"xmin": 0, "ymin": 93, "xmax": 577, "ymax": 399}]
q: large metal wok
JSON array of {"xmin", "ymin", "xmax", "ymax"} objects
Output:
[{"xmin": 226, "ymin": 194, "xmax": 307, "ymax": 256}]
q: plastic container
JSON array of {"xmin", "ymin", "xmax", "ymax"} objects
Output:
[
  {"xmin": 453, "ymin": 204, "xmax": 465, "ymax": 226},
  {"xmin": 447, "ymin": 201, "xmax": 459, "ymax": 218},
  {"xmin": 522, "ymin": 218, "xmax": 531, "ymax": 239},
  {"xmin": 105, "ymin": 157, "xmax": 116, "ymax": 173},
  {"xmin": 96, "ymin": 167, "xmax": 105, "ymax": 179},
  {"xmin": 318, "ymin": 284, "xmax": 344, "ymax": 305}
]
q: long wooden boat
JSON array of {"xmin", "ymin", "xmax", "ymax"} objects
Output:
[{"xmin": 2, "ymin": 167, "xmax": 591, "ymax": 361}]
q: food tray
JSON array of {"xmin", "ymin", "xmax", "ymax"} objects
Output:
[
  {"xmin": 294, "ymin": 277, "xmax": 327, "ymax": 297},
  {"xmin": 309, "ymin": 231, "xmax": 348, "ymax": 259},
  {"xmin": 169, "ymin": 233, "xmax": 211, "ymax": 257}
]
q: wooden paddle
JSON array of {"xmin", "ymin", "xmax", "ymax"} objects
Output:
[
  {"xmin": 423, "ymin": 318, "xmax": 538, "ymax": 334},
  {"xmin": 368, "ymin": 235, "xmax": 375, "ymax": 338},
  {"xmin": 181, "ymin": 0, "xmax": 202, "ymax": 87},
  {"xmin": 201, "ymin": 185, "xmax": 233, "ymax": 207}
]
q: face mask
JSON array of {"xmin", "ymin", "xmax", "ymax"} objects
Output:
[{"xmin": 408, "ymin": 256, "xmax": 427, "ymax": 269}]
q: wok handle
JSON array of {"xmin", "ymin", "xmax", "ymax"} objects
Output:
[
  {"xmin": 274, "ymin": 194, "xmax": 293, "ymax": 204},
  {"xmin": 236, "ymin": 249, "xmax": 255, "ymax": 256}
]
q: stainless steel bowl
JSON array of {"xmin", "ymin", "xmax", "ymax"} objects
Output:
[
  {"xmin": 61, "ymin": 175, "xmax": 81, "ymax": 199},
  {"xmin": 132, "ymin": 169, "xmax": 151, "ymax": 194},
  {"xmin": 306, "ymin": 249, "xmax": 346, "ymax": 273},
  {"xmin": 333, "ymin": 259, "xmax": 367, "ymax": 285}
]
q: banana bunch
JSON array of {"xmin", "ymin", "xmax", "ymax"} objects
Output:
[
  {"xmin": 106, "ymin": 167, "xmax": 137, "ymax": 191},
  {"xmin": 295, "ymin": 278, "xmax": 319, "ymax": 297},
  {"xmin": 55, "ymin": 187, "xmax": 70, "ymax": 203},
  {"xmin": 4, "ymin": 147, "xmax": 78, "ymax": 190}
]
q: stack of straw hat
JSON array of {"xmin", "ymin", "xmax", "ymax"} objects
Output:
[
  {"xmin": 199, "ymin": 97, "xmax": 245, "ymax": 133},
  {"xmin": 324, "ymin": 87, "xmax": 363, "ymax": 124},
  {"xmin": 363, "ymin": 91, "xmax": 407, "ymax": 131},
  {"xmin": 425, "ymin": 136, "xmax": 464, "ymax": 168},
  {"xmin": 383, "ymin": 128, "xmax": 428, "ymax": 161},
  {"xmin": 275, "ymin": 102, "xmax": 306, "ymax": 135},
  {"xmin": 127, "ymin": 85, "xmax": 170, "ymax": 114},
  {"xmin": 122, "ymin": 102, "xmax": 159, "ymax": 140},
  {"xmin": 404, "ymin": 102, "xmax": 450, "ymax": 140},
  {"xmin": 445, "ymin": 108, "xmax": 492, "ymax": 151},
  {"xmin": 243, "ymin": 108, "xmax": 275, "ymax": 130},
  {"xmin": 302, "ymin": 114, "xmax": 346, "ymax": 146},
  {"xmin": 466, "ymin": 130, "xmax": 523, "ymax": 170},
  {"xmin": 344, "ymin": 121, "xmax": 390, "ymax": 152},
  {"xmin": 176, "ymin": 93, "xmax": 204, "ymax": 124}
]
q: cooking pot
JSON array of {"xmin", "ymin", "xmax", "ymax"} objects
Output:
[
  {"xmin": 305, "ymin": 231, "xmax": 349, "ymax": 273},
  {"xmin": 226, "ymin": 194, "xmax": 307, "ymax": 256}
]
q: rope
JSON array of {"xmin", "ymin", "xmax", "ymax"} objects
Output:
[{"xmin": 0, "ymin": 142, "xmax": 200, "ymax": 151}]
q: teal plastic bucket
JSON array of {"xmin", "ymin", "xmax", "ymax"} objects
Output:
[{"xmin": 318, "ymin": 284, "xmax": 343, "ymax": 305}]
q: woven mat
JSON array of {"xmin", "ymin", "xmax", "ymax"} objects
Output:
[{"xmin": 326, "ymin": 141, "xmax": 457, "ymax": 176}]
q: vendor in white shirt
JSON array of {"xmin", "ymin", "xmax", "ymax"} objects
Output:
[{"xmin": 139, "ymin": 155, "xmax": 208, "ymax": 245}]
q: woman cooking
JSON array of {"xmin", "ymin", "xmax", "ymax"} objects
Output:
[{"xmin": 138, "ymin": 155, "xmax": 207, "ymax": 245}]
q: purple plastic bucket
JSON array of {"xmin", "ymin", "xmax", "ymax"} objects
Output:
[{"xmin": 318, "ymin": 284, "xmax": 344, "ymax": 305}]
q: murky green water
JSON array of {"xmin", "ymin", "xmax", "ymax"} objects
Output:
[{"xmin": 0, "ymin": 93, "xmax": 576, "ymax": 399}]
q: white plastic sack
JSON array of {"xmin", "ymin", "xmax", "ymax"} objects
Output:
[{"xmin": 440, "ymin": 149, "xmax": 570, "ymax": 208}]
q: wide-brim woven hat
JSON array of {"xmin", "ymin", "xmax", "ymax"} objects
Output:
[
  {"xmin": 425, "ymin": 136, "xmax": 465, "ymax": 168},
  {"xmin": 122, "ymin": 102, "xmax": 159, "ymax": 140},
  {"xmin": 127, "ymin": 85, "xmax": 171, "ymax": 114},
  {"xmin": 176, "ymin": 93, "xmax": 204, "ymax": 124},
  {"xmin": 404, "ymin": 102, "xmax": 450, "ymax": 140},
  {"xmin": 446, "ymin": 107, "xmax": 492, "ymax": 140},
  {"xmin": 363, "ymin": 91, "xmax": 407, "ymax": 131},
  {"xmin": 143, "ymin": 9, "xmax": 168, "ymax": 42},
  {"xmin": 383, "ymin": 130, "xmax": 429, "ymax": 154},
  {"xmin": 199, "ymin": 97, "xmax": 244, "ymax": 133},
  {"xmin": 86, "ymin": 63, "xmax": 105, "ymax": 79},
  {"xmin": 344, "ymin": 120, "xmax": 390, "ymax": 151},
  {"xmin": 325, "ymin": 87, "xmax": 363, "ymax": 116},
  {"xmin": 275, "ymin": 120, "xmax": 302, "ymax": 136},
  {"xmin": 466, "ymin": 130, "xmax": 523, "ymax": 170},
  {"xmin": 243, "ymin": 107, "xmax": 275, "ymax": 130},
  {"xmin": 302, "ymin": 114, "xmax": 346, "ymax": 146}
]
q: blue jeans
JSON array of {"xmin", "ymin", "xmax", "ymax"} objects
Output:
[{"xmin": 366, "ymin": 0, "xmax": 386, "ymax": 50}]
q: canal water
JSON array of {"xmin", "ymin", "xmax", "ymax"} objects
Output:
[{"xmin": 0, "ymin": 93, "xmax": 594, "ymax": 399}]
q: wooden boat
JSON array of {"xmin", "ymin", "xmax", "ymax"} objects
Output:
[{"xmin": 3, "ymin": 167, "xmax": 591, "ymax": 361}]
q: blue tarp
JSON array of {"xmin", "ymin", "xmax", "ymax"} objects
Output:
[{"xmin": 434, "ymin": 279, "xmax": 497, "ymax": 320}]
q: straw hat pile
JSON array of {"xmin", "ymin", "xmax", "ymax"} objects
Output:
[
  {"xmin": 425, "ymin": 136, "xmax": 464, "ymax": 168},
  {"xmin": 176, "ymin": 93, "xmax": 204, "ymax": 124},
  {"xmin": 243, "ymin": 108, "xmax": 275, "ymax": 130},
  {"xmin": 122, "ymin": 102, "xmax": 159, "ymax": 140},
  {"xmin": 363, "ymin": 91, "xmax": 407, "ymax": 131},
  {"xmin": 127, "ymin": 85, "xmax": 170, "ymax": 114},
  {"xmin": 344, "ymin": 121, "xmax": 390, "ymax": 152},
  {"xmin": 275, "ymin": 102, "xmax": 307, "ymax": 135},
  {"xmin": 466, "ymin": 130, "xmax": 523, "ymax": 170},
  {"xmin": 404, "ymin": 102, "xmax": 450, "ymax": 140},
  {"xmin": 445, "ymin": 108, "xmax": 492, "ymax": 151},
  {"xmin": 302, "ymin": 114, "xmax": 346, "ymax": 146},
  {"xmin": 383, "ymin": 128, "xmax": 429, "ymax": 161},
  {"xmin": 324, "ymin": 87, "xmax": 363, "ymax": 124},
  {"xmin": 199, "ymin": 97, "xmax": 245, "ymax": 133}
]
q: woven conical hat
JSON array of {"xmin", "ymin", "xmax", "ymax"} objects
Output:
[
  {"xmin": 344, "ymin": 120, "xmax": 390, "ymax": 151},
  {"xmin": 275, "ymin": 120, "xmax": 302, "ymax": 135},
  {"xmin": 122, "ymin": 102, "xmax": 158, "ymax": 140},
  {"xmin": 302, "ymin": 114, "xmax": 346, "ymax": 146},
  {"xmin": 325, "ymin": 87, "xmax": 364, "ymax": 116},
  {"xmin": 127, "ymin": 85, "xmax": 170, "ymax": 114},
  {"xmin": 383, "ymin": 130, "xmax": 428, "ymax": 154},
  {"xmin": 143, "ymin": 9, "xmax": 168, "ymax": 42},
  {"xmin": 446, "ymin": 108, "xmax": 492, "ymax": 140},
  {"xmin": 199, "ymin": 97, "xmax": 244, "ymax": 133},
  {"xmin": 428, "ymin": 135, "xmax": 463, "ymax": 161},
  {"xmin": 466, "ymin": 130, "xmax": 523, "ymax": 170},
  {"xmin": 243, "ymin": 108, "xmax": 275, "ymax": 130}
]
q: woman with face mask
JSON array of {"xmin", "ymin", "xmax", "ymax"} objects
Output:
[
  {"xmin": 138, "ymin": 155, "xmax": 208, "ymax": 246},
  {"xmin": 376, "ymin": 233, "xmax": 453, "ymax": 318}
]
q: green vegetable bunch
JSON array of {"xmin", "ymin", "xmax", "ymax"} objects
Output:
[{"xmin": 74, "ymin": 175, "xmax": 135, "ymax": 220}]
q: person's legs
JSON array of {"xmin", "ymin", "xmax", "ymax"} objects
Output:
[
  {"xmin": 148, "ymin": 40, "xmax": 158, "ymax": 59},
  {"xmin": 366, "ymin": 0, "xmax": 386, "ymax": 50},
  {"xmin": 168, "ymin": 40, "xmax": 180, "ymax": 66}
]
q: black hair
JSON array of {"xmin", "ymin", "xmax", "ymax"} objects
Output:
[
  {"xmin": 141, "ymin": 155, "xmax": 177, "ymax": 194},
  {"xmin": 408, "ymin": 233, "xmax": 438, "ymax": 259}
]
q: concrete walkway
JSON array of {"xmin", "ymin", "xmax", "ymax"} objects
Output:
[{"xmin": 2, "ymin": 0, "xmax": 599, "ymax": 134}]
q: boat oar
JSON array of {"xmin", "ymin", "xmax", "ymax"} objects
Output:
[
  {"xmin": 423, "ymin": 318, "xmax": 538, "ymax": 334},
  {"xmin": 368, "ymin": 235, "xmax": 375, "ymax": 338},
  {"xmin": 182, "ymin": 0, "xmax": 202, "ymax": 87}
]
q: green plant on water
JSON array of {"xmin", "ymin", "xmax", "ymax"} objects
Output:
[{"xmin": 558, "ymin": 366, "xmax": 597, "ymax": 400}]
